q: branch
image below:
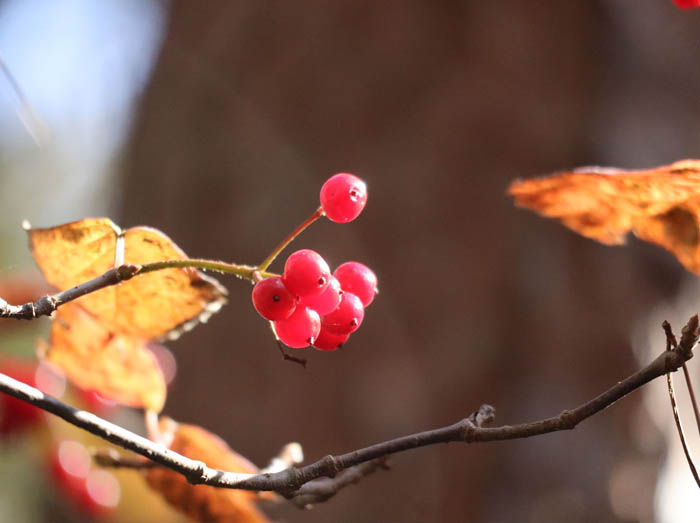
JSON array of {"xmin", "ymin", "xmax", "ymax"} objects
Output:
[
  {"xmin": 287, "ymin": 459, "xmax": 390, "ymax": 507},
  {"xmin": 0, "ymin": 260, "xmax": 277, "ymax": 321},
  {"xmin": 663, "ymin": 320, "xmax": 700, "ymax": 487},
  {"xmin": 0, "ymin": 265, "xmax": 140, "ymax": 320},
  {"xmin": 0, "ymin": 315, "xmax": 696, "ymax": 502}
]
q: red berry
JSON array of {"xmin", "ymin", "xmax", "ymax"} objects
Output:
[
  {"xmin": 252, "ymin": 276, "xmax": 296, "ymax": 321},
  {"xmin": 85, "ymin": 469, "xmax": 121, "ymax": 512},
  {"xmin": 282, "ymin": 249, "xmax": 331, "ymax": 298},
  {"xmin": 334, "ymin": 262, "xmax": 378, "ymax": 307},
  {"xmin": 300, "ymin": 275, "xmax": 342, "ymax": 315},
  {"xmin": 322, "ymin": 291, "xmax": 364, "ymax": 336},
  {"xmin": 50, "ymin": 440, "xmax": 91, "ymax": 501},
  {"xmin": 148, "ymin": 343, "xmax": 178, "ymax": 385},
  {"xmin": 673, "ymin": 0, "xmax": 700, "ymax": 8},
  {"xmin": 313, "ymin": 327, "xmax": 349, "ymax": 351},
  {"xmin": 0, "ymin": 357, "xmax": 43, "ymax": 437},
  {"xmin": 320, "ymin": 173, "xmax": 368, "ymax": 223},
  {"xmin": 274, "ymin": 306, "xmax": 321, "ymax": 348}
]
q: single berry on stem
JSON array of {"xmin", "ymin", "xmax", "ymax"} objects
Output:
[
  {"xmin": 322, "ymin": 291, "xmax": 364, "ymax": 336},
  {"xmin": 252, "ymin": 276, "xmax": 296, "ymax": 321},
  {"xmin": 274, "ymin": 306, "xmax": 321, "ymax": 348},
  {"xmin": 334, "ymin": 261, "xmax": 378, "ymax": 307},
  {"xmin": 320, "ymin": 173, "xmax": 368, "ymax": 223},
  {"xmin": 313, "ymin": 327, "xmax": 349, "ymax": 351},
  {"xmin": 300, "ymin": 275, "xmax": 342, "ymax": 315},
  {"xmin": 282, "ymin": 249, "xmax": 331, "ymax": 298}
]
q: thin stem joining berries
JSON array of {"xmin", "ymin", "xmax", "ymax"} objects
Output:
[
  {"xmin": 139, "ymin": 259, "xmax": 274, "ymax": 282},
  {"xmin": 257, "ymin": 207, "xmax": 325, "ymax": 273}
]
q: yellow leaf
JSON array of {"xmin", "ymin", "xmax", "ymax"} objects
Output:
[
  {"xmin": 38, "ymin": 303, "xmax": 166, "ymax": 412},
  {"xmin": 28, "ymin": 218, "xmax": 227, "ymax": 340}
]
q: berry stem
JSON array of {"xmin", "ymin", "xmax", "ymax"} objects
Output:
[
  {"xmin": 139, "ymin": 259, "xmax": 276, "ymax": 282},
  {"xmin": 257, "ymin": 206, "xmax": 325, "ymax": 273}
]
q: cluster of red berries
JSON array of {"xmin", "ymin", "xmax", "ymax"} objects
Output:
[
  {"xmin": 251, "ymin": 173, "xmax": 378, "ymax": 350},
  {"xmin": 253, "ymin": 255, "xmax": 377, "ymax": 350}
]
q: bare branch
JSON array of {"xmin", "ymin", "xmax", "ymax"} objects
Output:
[
  {"xmin": 663, "ymin": 319, "xmax": 700, "ymax": 488},
  {"xmin": 0, "ymin": 258, "xmax": 275, "ymax": 321},
  {"xmin": 92, "ymin": 448, "xmax": 155, "ymax": 470},
  {"xmin": 0, "ymin": 315, "xmax": 697, "ymax": 503},
  {"xmin": 681, "ymin": 364, "xmax": 700, "ymax": 437},
  {"xmin": 288, "ymin": 459, "xmax": 390, "ymax": 508},
  {"xmin": 666, "ymin": 371, "xmax": 700, "ymax": 487},
  {"xmin": 0, "ymin": 264, "xmax": 140, "ymax": 320}
]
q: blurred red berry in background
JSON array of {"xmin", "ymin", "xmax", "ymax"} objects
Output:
[{"xmin": 673, "ymin": 0, "xmax": 700, "ymax": 9}]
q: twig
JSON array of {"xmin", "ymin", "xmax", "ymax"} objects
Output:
[
  {"xmin": 92, "ymin": 448, "xmax": 156, "ymax": 470},
  {"xmin": 666, "ymin": 371, "xmax": 700, "ymax": 487},
  {"xmin": 0, "ymin": 260, "xmax": 279, "ymax": 321},
  {"xmin": 663, "ymin": 320, "xmax": 700, "ymax": 488},
  {"xmin": 288, "ymin": 459, "xmax": 390, "ymax": 507},
  {"xmin": 0, "ymin": 265, "xmax": 141, "ymax": 320},
  {"xmin": 95, "ymin": 443, "xmax": 304, "ymax": 474},
  {"xmin": 0, "ymin": 53, "xmax": 50, "ymax": 146},
  {"xmin": 275, "ymin": 339, "xmax": 307, "ymax": 368},
  {"xmin": 257, "ymin": 207, "xmax": 325, "ymax": 272},
  {"xmin": 681, "ymin": 364, "xmax": 700, "ymax": 437},
  {"xmin": 0, "ymin": 315, "xmax": 697, "ymax": 501}
]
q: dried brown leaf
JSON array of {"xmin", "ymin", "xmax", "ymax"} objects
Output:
[
  {"xmin": 509, "ymin": 159, "xmax": 700, "ymax": 273},
  {"xmin": 145, "ymin": 419, "xmax": 272, "ymax": 523}
]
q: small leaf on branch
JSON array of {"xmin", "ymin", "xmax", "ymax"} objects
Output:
[
  {"xmin": 26, "ymin": 218, "xmax": 229, "ymax": 411},
  {"xmin": 145, "ymin": 418, "xmax": 275, "ymax": 522},
  {"xmin": 508, "ymin": 159, "xmax": 700, "ymax": 274},
  {"xmin": 28, "ymin": 218, "xmax": 227, "ymax": 340},
  {"xmin": 38, "ymin": 303, "xmax": 167, "ymax": 412}
]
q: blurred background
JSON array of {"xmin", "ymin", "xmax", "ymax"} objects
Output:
[{"xmin": 1, "ymin": 0, "xmax": 700, "ymax": 521}]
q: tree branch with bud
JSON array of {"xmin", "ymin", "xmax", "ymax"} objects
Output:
[{"xmin": 0, "ymin": 315, "xmax": 696, "ymax": 506}]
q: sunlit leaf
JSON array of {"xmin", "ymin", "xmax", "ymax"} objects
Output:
[
  {"xmin": 27, "ymin": 217, "xmax": 227, "ymax": 411},
  {"xmin": 145, "ymin": 419, "xmax": 273, "ymax": 523},
  {"xmin": 509, "ymin": 159, "xmax": 700, "ymax": 274},
  {"xmin": 38, "ymin": 303, "xmax": 166, "ymax": 412},
  {"xmin": 28, "ymin": 218, "xmax": 227, "ymax": 340}
]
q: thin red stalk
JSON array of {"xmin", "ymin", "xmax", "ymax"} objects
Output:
[{"xmin": 257, "ymin": 207, "xmax": 325, "ymax": 272}]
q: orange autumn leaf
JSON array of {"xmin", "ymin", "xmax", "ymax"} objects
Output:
[
  {"xmin": 28, "ymin": 218, "xmax": 227, "ymax": 411},
  {"xmin": 145, "ymin": 419, "xmax": 273, "ymax": 523},
  {"xmin": 28, "ymin": 217, "xmax": 227, "ymax": 340},
  {"xmin": 509, "ymin": 159, "xmax": 700, "ymax": 274},
  {"xmin": 38, "ymin": 303, "xmax": 166, "ymax": 412}
]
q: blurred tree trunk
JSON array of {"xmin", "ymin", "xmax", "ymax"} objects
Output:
[{"xmin": 122, "ymin": 2, "xmax": 685, "ymax": 521}]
